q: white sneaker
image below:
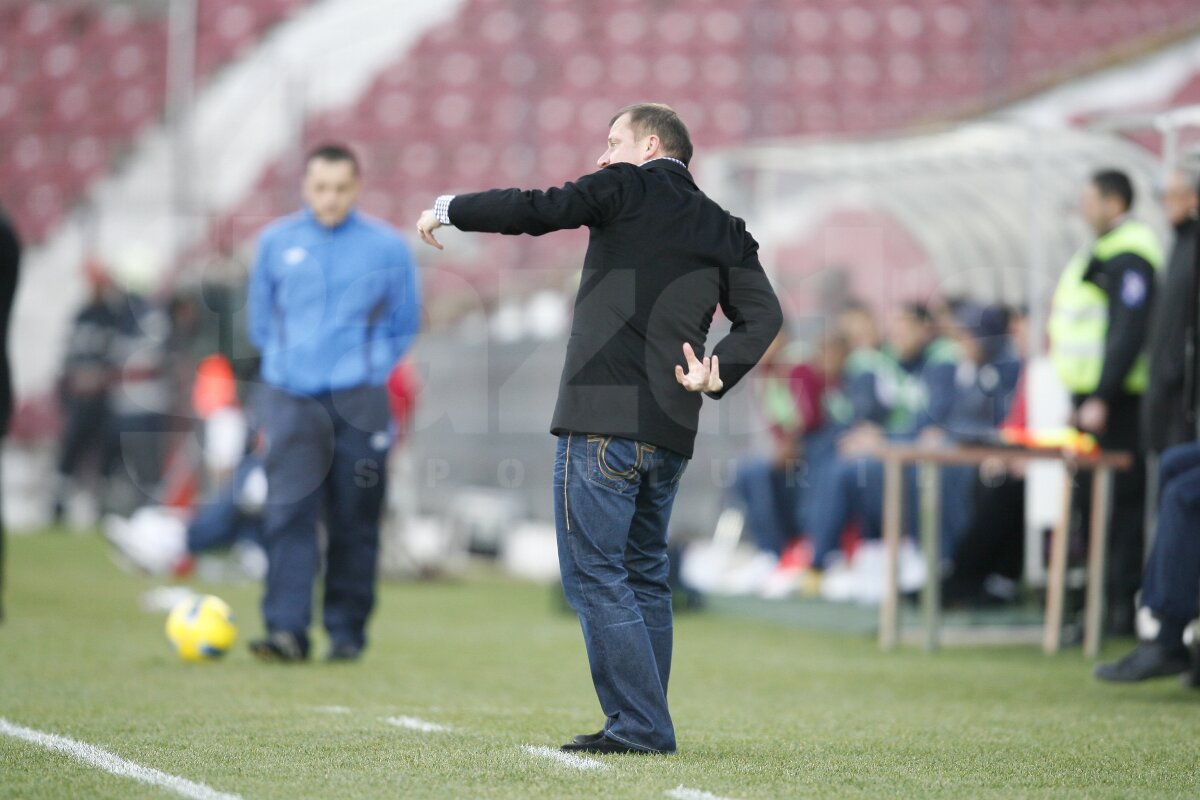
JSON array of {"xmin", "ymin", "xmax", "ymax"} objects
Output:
[
  {"xmin": 897, "ymin": 539, "xmax": 928, "ymax": 594},
  {"xmin": 759, "ymin": 562, "xmax": 801, "ymax": 600},
  {"xmin": 818, "ymin": 540, "xmax": 926, "ymax": 605},
  {"xmin": 103, "ymin": 508, "xmax": 188, "ymax": 575},
  {"xmin": 232, "ymin": 541, "xmax": 268, "ymax": 580},
  {"xmin": 819, "ymin": 553, "xmax": 858, "ymax": 602},
  {"xmin": 723, "ymin": 551, "xmax": 779, "ymax": 596}
]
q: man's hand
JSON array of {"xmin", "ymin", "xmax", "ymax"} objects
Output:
[
  {"xmin": 838, "ymin": 423, "xmax": 884, "ymax": 457},
  {"xmin": 1077, "ymin": 397, "xmax": 1108, "ymax": 434},
  {"xmin": 675, "ymin": 342, "xmax": 722, "ymax": 394},
  {"xmin": 916, "ymin": 426, "xmax": 948, "ymax": 449},
  {"xmin": 416, "ymin": 210, "xmax": 444, "ymax": 250}
]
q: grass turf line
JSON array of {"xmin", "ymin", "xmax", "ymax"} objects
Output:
[{"xmin": 2, "ymin": 532, "xmax": 1200, "ymax": 799}]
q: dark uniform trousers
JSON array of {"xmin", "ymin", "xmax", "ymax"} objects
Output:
[
  {"xmin": 259, "ymin": 383, "xmax": 391, "ymax": 650},
  {"xmin": 1072, "ymin": 392, "xmax": 1146, "ymax": 631}
]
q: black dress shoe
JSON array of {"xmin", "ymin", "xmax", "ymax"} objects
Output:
[
  {"xmin": 249, "ymin": 631, "xmax": 309, "ymax": 662},
  {"xmin": 1183, "ymin": 622, "xmax": 1200, "ymax": 689},
  {"xmin": 571, "ymin": 730, "xmax": 605, "ymax": 745},
  {"xmin": 560, "ymin": 736, "xmax": 657, "ymax": 755},
  {"xmin": 1094, "ymin": 641, "xmax": 1190, "ymax": 682}
]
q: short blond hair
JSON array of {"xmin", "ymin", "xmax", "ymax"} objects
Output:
[{"xmin": 610, "ymin": 103, "xmax": 693, "ymax": 166}]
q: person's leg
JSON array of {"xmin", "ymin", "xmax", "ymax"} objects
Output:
[
  {"xmin": 938, "ymin": 465, "xmax": 977, "ymax": 556},
  {"xmin": 731, "ymin": 457, "xmax": 786, "ymax": 555},
  {"xmin": 1158, "ymin": 442, "xmax": 1200, "ymax": 489},
  {"xmin": 1095, "ymin": 460, "xmax": 1200, "ymax": 682},
  {"xmin": 1140, "ymin": 461, "xmax": 1200, "ymax": 636},
  {"xmin": 116, "ymin": 412, "xmax": 170, "ymax": 503},
  {"xmin": 1099, "ymin": 395, "xmax": 1146, "ymax": 634},
  {"xmin": 186, "ymin": 459, "xmax": 252, "ymax": 552},
  {"xmin": 554, "ymin": 434, "xmax": 673, "ymax": 753},
  {"xmin": 52, "ymin": 399, "xmax": 96, "ymax": 520},
  {"xmin": 55, "ymin": 397, "xmax": 102, "ymax": 485},
  {"xmin": 770, "ymin": 459, "xmax": 802, "ymax": 550},
  {"xmin": 321, "ymin": 386, "xmax": 390, "ymax": 653},
  {"xmin": 186, "ymin": 494, "xmax": 241, "ymax": 553},
  {"xmin": 943, "ymin": 474, "xmax": 1025, "ymax": 603},
  {"xmin": 857, "ymin": 458, "xmax": 889, "ymax": 541},
  {"xmin": 798, "ymin": 427, "xmax": 839, "ymax": 534},
  {"xmin": 259, "ymin": 389, "xmax": 334, "ymax": 647},
  {"xmin": 809, "ymin": 456, "xmax": 866, "ymax": 568},
  {"xmin": 624, "ymin": 446, "xmax": 687, "ymax": 708}
]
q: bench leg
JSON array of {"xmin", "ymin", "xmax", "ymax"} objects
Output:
[
  {"xmin": 880, "ymin": 458, "xmax": 904, "ymax": 651},
  {"xmin": 1084, "ymin": 467, "xmax": 1114, "ymax": 658},
  {"xmin": 920, "ymin": 462, "xmax": 941, "ymax": 652},
  {"xmin": 1043, "ymin": 466, "xmax": 1076, "ymax": 655}
]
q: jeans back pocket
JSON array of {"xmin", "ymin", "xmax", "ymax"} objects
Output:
[{"xmin": 585, "ymin": 435, "xmax": 649, "ymax": 490}]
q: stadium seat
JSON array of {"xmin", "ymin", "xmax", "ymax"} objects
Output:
[
  {"xmin": 8, "ymin": 0, "xmax": 1192, "ymax": 280},
  {"xmin": 0, "ymin": 0, "xmax": 307, "ymax": 243}
]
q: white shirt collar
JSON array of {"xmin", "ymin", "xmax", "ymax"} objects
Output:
[{"xmin": 641, "ymin": 157, "xmax": 688, "ymax": 170}]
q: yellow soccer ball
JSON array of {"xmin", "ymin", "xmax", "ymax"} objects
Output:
[{"xmin": 166, "ymin": 594, "xmax": 238, "ymax": 662}]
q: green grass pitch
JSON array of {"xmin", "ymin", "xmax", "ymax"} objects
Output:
[{"xmin": 3, "ymin": 532, "xmax": 1200, "ymax": 799}]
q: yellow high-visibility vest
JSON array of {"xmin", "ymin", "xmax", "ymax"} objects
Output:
[{"xmin": 1049, "ymin": 219, "xmax": 1162, "ymax": 395}]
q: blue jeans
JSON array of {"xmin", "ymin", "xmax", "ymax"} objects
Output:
[
  {"xmin": 799, "ymin": 426, "xmax": 841, "ymax": 533},
  {"xmin": 260, "ymin": 384, "xmax": 391, "ymax": 650},
  {"xmin": 809, "ymin": 456, "xmax": 887, "ymax": 568},
  {"xmin": 809, "ymin": 455, "xmax": 974, "ymax": 569},
  {"xmin": 554, "ymin": 433, "xmax": 688, "ymax": 753},
  {"xmin": 1140, "ymin": 442, "xmax": 1200, "ymax": 630},
  {"xmin": 187, "ymin": 455, "xmax": 265, "ymax": 553},
  {"xmin": 731, "ymin": 456, "xmax": 802, "ymax": 555}
]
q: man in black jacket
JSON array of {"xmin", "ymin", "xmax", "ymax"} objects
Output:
[
  {"xmin": 0, "ymin": 208, "xmax": 20, "ymax": 622},
  {"xmin": 1142, "ymin": 170, "xmax": 1198, "ymax": 453},
  {"xmin": 1048, "ymin": 169, "xmax": 1160, "ymax": 636},
  {"xmin": 417, "ymin": 103, "xmax": 783, "ymax": 754}
]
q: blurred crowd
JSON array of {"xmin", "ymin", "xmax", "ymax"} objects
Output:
[
  {"xmin": 721, "ymin": 297, "xmax": 1025, "ymax": 604},
  {"xmin": 51, "ymin": 241, "xmax": 256, "ymax": 524},
  {"xmin": 707, "ymin": 166, "xmax": 1200, "ymax": 689}
]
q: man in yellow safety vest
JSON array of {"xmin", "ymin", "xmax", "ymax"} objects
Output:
[{"xmin": 1048, "ymin": 168, "xmax": 1161, "ymax": 636}]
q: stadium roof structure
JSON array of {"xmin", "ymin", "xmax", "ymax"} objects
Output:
[{"xmin": 704, "ymin": 122, "xmax": 1168, "ymax": 320}]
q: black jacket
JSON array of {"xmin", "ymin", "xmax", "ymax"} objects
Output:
[
  {"xmin": 1081, "ymin": 248, "xmax": 1156, "ymax": 404},
  {"xmin": 1142, "ymin": 218, "xmax": 1198, "ymax": 450},
  {"xmin": 0, "ymin": 209, "xmax": 18, "ymax": 436},
  {"xmin": 448, "ymin": 159, "xmax": 783, "ymax": 457}
]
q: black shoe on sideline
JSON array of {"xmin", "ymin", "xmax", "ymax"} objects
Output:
[
  {"xmin": 326, "ymin": 642, "xmax": 362, "ymax": 662},
  {"xmin": 1094, "ymin": 642, "xmax": 1189, "ymax": 683},
  {"xmin": 560, "ymin": 736, "xmax": 659, "ymax": 755},
  {"xmin": 571, "ymin": 730, "xmax": 605, "ymax": 745},
  {"xmin": 1183, "ymin": 622, "xmax": 1200, "ymax": 689},
  {"xmin": 249, "ymin": 631, "xmax": 309, "ymax": 663}
]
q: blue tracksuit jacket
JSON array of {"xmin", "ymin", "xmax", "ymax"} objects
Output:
[{"xmin": 248, "ymin": 209, "xmax": 421, "ymax": 395}]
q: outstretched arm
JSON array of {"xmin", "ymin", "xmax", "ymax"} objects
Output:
[{"xmin": 415, "ymin": 167, "xmax": 628, "ymax": 249}]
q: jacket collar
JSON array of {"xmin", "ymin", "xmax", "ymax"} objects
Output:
[
  {"xmin": 303, "ymin": 207, "xmax": 360, "ymax": 232},
  {"xmin": 640, "ymin": 157, "xmax": 697, "ymax": 188}
]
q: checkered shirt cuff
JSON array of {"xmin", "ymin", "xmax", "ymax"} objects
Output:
[{"xmin": 434, "ymin": 195, "xmax": 455, "ymax": 226}]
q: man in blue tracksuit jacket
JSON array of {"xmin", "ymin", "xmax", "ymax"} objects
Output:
[{"xmin": 247, "ymin": 144, "xmax": 421, "ymax": 662}]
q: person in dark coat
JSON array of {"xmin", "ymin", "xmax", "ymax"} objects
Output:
[
  {"xmin": 417, "ymin": 103, "xmax": 783, "ymax": 755},
  {"xmin": 0, "ymin": 208, "xmax": 21, "ymax": 621},
  {"xmin": 1142, "ymin": 170, "xmax": 1198, "ymax": 453}
]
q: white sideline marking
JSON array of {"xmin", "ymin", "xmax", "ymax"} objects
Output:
[
  {"xmin": 521, "ymin": 745, "xmax": 610, "ymax": 772},
  {"xmin": 0, "ymin": 717, "xmax": 241, "ymax": 800},
  {"xmin": 666, "ymin": 787, "xmax": 739, "ymax": 800},
  {"xmin": 381, "ymin": 716, "xmax": 450, "ymax": 733},
  {"xmin": 309, "ymin": 705, "xmax": 352, "ymax": 714}
]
